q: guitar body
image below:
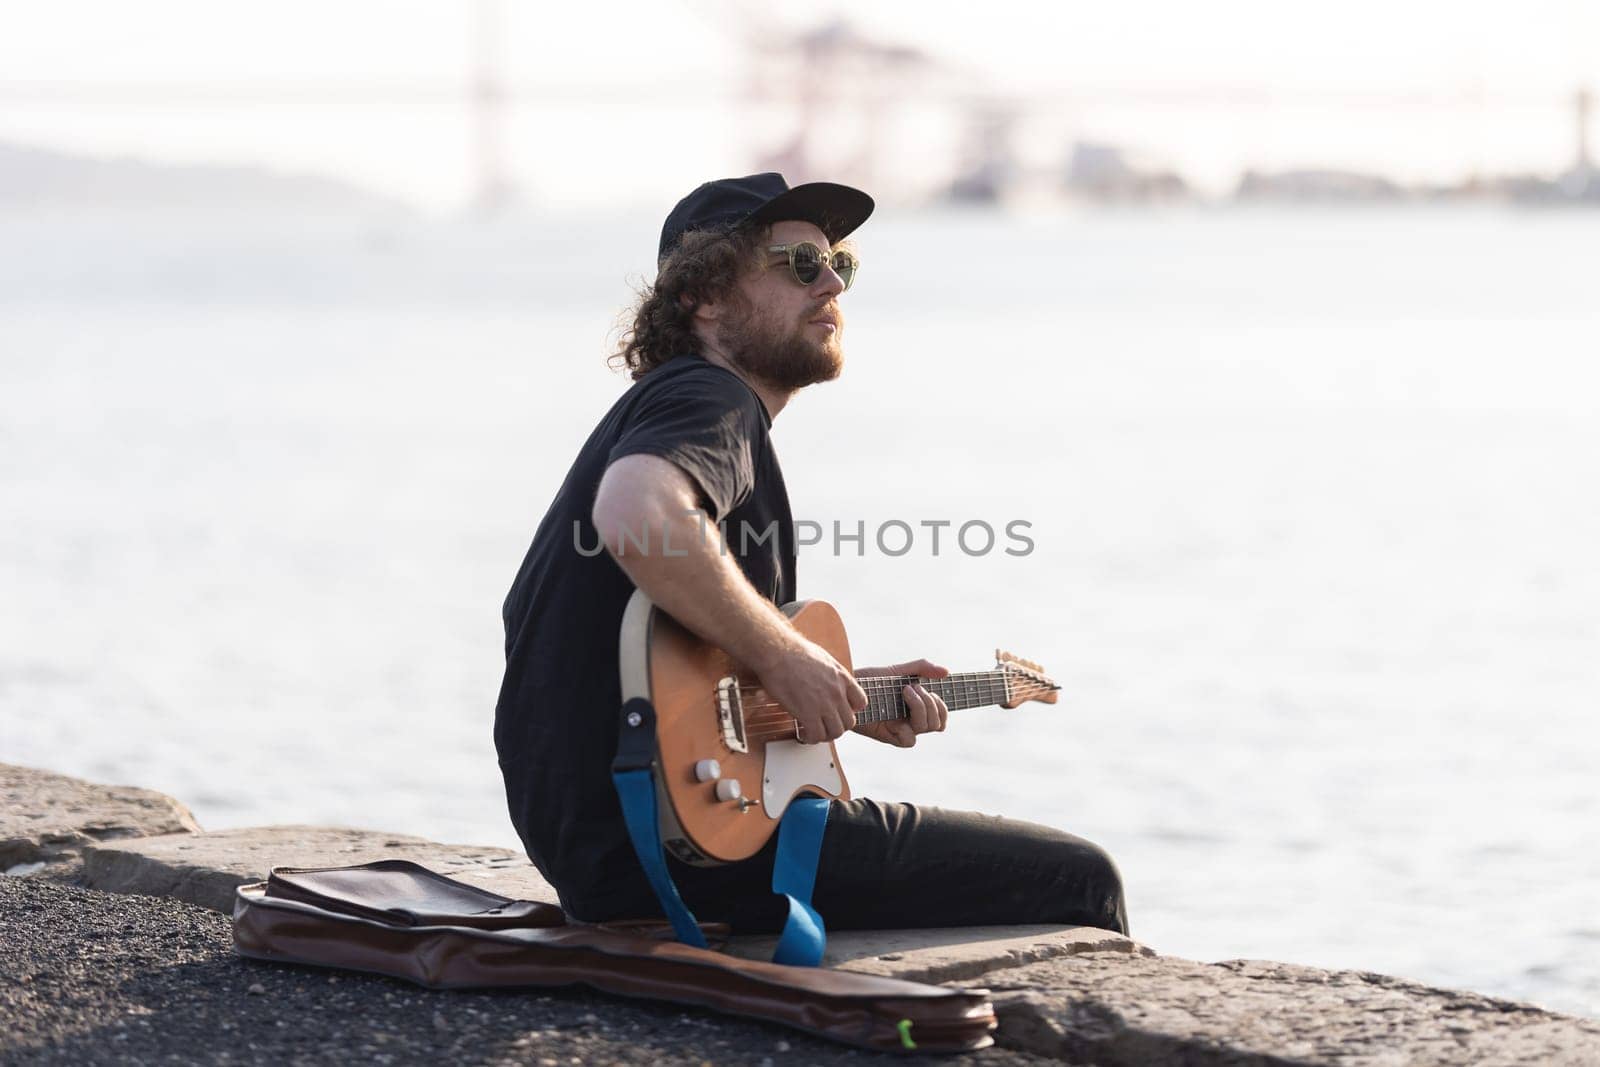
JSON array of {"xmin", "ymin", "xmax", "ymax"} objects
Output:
[{"xmin": 619, "ymin": 590, "xmax": 853, "ymax": 866}]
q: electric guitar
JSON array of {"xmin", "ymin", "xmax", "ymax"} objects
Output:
[{"xmin": 618, "ymin": 590, "xmax": 1060, "ymax": 866}]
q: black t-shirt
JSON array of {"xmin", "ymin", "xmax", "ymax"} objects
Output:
[{"xmin": 494, "ymin": 353, "xmax": 796, "ymax": 917}]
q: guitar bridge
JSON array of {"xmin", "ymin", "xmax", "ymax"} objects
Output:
[{"xmin": 716, "ymin": 675, "xmax": 748, "ymax": 754}]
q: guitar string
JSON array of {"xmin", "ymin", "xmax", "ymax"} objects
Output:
[
  {"xmin": 733, "ymin": 674, "xmax": 1050, "ymax": 702},
  {"xmin": 722, "ymin": 674, "xmax": 1055, "ymax": 726},
  {"xmin": 734, "ymin": 672, "xmax": 1046, "ymax": 693},
  {"xmin": 736, "ymin": 688, "xmax": 1049, "ymax": 720},
  {"xmin": 735, "ymin": 681, "xmax": 1050, "ymax": 718},
  {"xmin": 739, "ymin": 690, "xmax": 1053, "ymax": 742},
  {"xmin": 732, "ymin": 687, "xmax": 1056, "ymax": 713},
  {"xmin": 734, "ymin": 677, "xmax": 1054, "ymax": 704},
  {"xmin": 734, "ymin": 683, "xmax": 1056, "ymax": 729},
  {"xmin": 737, "ymin": 672, "xmax": 1023, "ymax": 684},
  {"xmin": 740, "ymin": 704, "xmax": 1048, "ymax": 728},
  {"xmin": 733, "ymin": 678, "xmax": 1055, "ymax": 709}
]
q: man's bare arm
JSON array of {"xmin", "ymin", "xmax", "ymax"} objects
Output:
[{"xmin": 592, "ymin": 454, "xmax": 866, "ymax": 741}]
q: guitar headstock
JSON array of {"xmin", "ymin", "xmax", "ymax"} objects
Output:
[{"xmin": 996, "ymin": 649, "xmax": 1060, "ymax": 708}]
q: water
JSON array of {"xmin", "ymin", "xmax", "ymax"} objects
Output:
[{"xmin": 3, "ymin": 205, "xmax": 1597, "ymax": 1017}]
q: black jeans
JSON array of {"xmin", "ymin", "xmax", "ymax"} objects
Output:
[{"xmin": 658, "ymin": 798, "xmax": 1129, "ymax": 936}]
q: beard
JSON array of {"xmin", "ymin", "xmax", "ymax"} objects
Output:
[{"xmin": 717, "ymin": 297, "xmax": 845, "ymax": 392}]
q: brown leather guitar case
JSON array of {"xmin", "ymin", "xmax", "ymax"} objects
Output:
[{"xmin": 232, "ymin": 860, "xmax": 996, "ymax": 1053}]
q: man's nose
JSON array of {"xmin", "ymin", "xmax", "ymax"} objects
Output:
[{"xmin": 812, "ymin": 263, "xmax": 846, "ymax": 299}]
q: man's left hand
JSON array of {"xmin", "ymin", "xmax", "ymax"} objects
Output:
[{"xmin": 852, "ymin": 658, "xmax": 950, "ymax": 748}]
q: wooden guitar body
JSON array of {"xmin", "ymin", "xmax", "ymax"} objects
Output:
[{"xmin": 619, "ymin": 590, "xmax": 853, "ymax": 866}]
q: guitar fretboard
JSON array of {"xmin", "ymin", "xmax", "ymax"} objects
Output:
[{"xmin": 853, "ymin": 670, "xmax": 1011, "ymax": 723}]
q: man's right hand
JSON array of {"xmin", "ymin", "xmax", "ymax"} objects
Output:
[{"xmin": 753, "ymin": 638, "xmax": 868, "ymax": 744}]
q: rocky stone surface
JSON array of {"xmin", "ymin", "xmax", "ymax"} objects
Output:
[
  {"xmin": 9, "ymin": 761, "xmax": 1600, "ymax": 1065},
  {"xmin": 0, "ymin": 763, "xmax": 201, "ymax": 872},
  {"xmin": 979, "ymin": 952, "xmax": 1600, "ymax": 1065},
  {"xmin": 77, "ymin": 825, "xmax": 559, "ymax": 914}
]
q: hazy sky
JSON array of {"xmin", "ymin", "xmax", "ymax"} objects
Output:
[{"xmin": 4, "ymin": 0, "xmax": 1599, "ymax": 210}]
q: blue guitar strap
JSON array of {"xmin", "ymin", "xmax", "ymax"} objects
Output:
[
  {"xmin": 769, "ymin": 793, "xmax": 830, "ymax": 966},
  {"xmin": 612, "ymin": 697, "xmax": 829, "ymax": 966},
  {"xmin": 611, "ymin": 698, "xmax": 706, "ymax": 949}
]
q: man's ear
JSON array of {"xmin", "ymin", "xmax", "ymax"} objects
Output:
[{"xmin": 685, "ymin": 292, "xmax": 722, "ymax": 323}]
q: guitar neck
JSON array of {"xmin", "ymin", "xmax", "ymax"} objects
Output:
[{"xmin": 853, "ymin": 670, "xmax": 1010, "ymax": 723}]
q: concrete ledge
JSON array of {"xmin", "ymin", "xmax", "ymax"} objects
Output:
[
  {"xmin": 77, "ymin": 826, "xmax": 560, "ymax": 914},
  {"xmin": 78, "ymin": 823, "xmax": 1140, "ymax": 986},
  {"xmin": 729, "ymin": 921, "xmax": 1150, "ymax": 983}
]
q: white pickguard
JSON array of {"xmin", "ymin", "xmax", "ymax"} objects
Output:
[{"xmin": 761, "ymin": 740, "xmax": 843, "ymax": 820}]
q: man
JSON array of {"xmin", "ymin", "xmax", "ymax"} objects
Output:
[{"xmin": 495, "ymin": 173, "xmax": 1127, "ymax": 936}]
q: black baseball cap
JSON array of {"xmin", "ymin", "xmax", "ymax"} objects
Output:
[{"xmin": 657, "ymin": 172, "xmax": 874, "ymax": 265}]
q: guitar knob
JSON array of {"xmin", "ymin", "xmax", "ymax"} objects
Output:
[
  {"xmin": 715, "ymin": 778, "xmax": 743, "ymax": 802},
  {"xmin": 694, "ymin": 759, "xmax": 721, "ymax": 783}
]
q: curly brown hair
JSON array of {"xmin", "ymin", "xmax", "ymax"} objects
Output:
[{"xmin": 610, "ymin": 225, "xmax": 769, "ymax": 380}]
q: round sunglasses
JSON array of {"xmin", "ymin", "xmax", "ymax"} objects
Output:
[{"xmin": 766, "ymin": 242, "xmax": 859, "ymax": 291}]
